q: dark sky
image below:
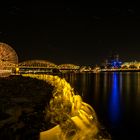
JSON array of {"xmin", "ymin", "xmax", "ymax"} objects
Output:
[{"xmin": 0, "ymin": 2, "xmax": 140, "ymax": 65}]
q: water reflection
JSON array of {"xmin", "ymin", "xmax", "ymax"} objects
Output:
[
  {"xmin": 136, "ymin": 72, "xmax": 140, "ymax": 117},
  {"xmin": 94, "ymin": 74, "xmax": 100, "ymax": 103},
  {"xmin": 103, "ymin": 73, "xmax": 108, "ymax": 94},
  {"xmin": 61, "ymin": 72, "xmax": 140, "ymax": 139},
  {"xmin": 78, "ymin": 73, "xmax": 89, "ymax": 97},
  {"xmin": 137, "ymin": 72, "xmax": 140, "ymax": 95},
  {"xmin": 109, "ymin": 72, "xmax": 121, "ymax": 124}
]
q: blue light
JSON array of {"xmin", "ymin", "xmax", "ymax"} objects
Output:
[
  {"xmin": 113, "ymin": 62, "xmax": 116, "ymax": 64},
  {"xmin": 109, "ymin": 72, "xmax": 121, "ymax": 124},
  {"xmin": 110, "ymin": 60, "xmax": 122, "ymax": 68}
]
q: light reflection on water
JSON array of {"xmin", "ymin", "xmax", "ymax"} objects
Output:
[
  {"xmin": 62, "ymin": 72, "xmax": 140, "ymax": 139},
  {"xmin": 108, "ymin": 72, "xmax": 121, "ymax": 124}
]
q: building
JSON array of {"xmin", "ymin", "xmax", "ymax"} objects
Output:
[{"xmin": 104, "ymin": 54, "xmax": 122, "ymax": 69}]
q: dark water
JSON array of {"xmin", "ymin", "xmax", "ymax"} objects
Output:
[{"xmin": 62, "ymin": 72, "xmax": 140, "ymax": 140}]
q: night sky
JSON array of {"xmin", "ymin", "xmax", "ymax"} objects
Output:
[{"xmin": 0, "ymin": 2, "xmax": 140, "ymax": 66}]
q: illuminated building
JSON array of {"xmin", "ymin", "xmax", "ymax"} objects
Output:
[{"xmin": 104, "ymin": 54, "xmax": 122, "ymax": 69}]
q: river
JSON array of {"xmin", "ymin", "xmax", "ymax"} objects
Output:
[{"xmin": 60, "ymin": 72, "xmax": 140, "ymax": 140}]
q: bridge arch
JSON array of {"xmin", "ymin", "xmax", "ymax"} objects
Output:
[
  {"xmin": 18, "ymin": 60, "xmax": 57, "ymax": 68},
  {"xmin": 58, "ymin": 64, "xmax": 80, "ymax": 70}
]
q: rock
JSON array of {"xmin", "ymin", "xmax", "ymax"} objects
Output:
[{"xmin": 0, "ymin": 75, "xmax": 54, "ymax": 140}]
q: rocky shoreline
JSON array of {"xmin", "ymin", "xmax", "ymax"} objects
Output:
[{"xmin": 0, "ymin": 75, "xmax": 54, "ymax": 140}]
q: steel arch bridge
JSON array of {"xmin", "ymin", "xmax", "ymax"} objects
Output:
[
  {"xmin": 58, "ymin": 64, "xmax": 80, "ymax": 70},
  {"xmin": 18, "ymin": 60, "xmax": 57, "ymax": 69}
]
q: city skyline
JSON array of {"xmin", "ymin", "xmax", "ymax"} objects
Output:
[{"xmin": 0, "ymin": 2, "xmax": 140, "ymax": 65}]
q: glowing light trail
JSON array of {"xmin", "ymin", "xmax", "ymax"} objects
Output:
[{"xmin": 23, "ymin": 74, "xmax": 99, "ymax": 140}]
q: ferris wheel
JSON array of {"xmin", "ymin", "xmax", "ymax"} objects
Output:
[
  {"xmin": 0, "ymin": 42, "xmax": 18, "ymax": 64},
  {"xmin": 0, "ymin": 42, "xmax": 18, "ymax": 77}
]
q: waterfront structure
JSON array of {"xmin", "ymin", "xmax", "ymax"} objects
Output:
[
  {"xmin": 92, "ymin": 66, "xmax": 101, "ymax": 73},
  {"xmin": 103, "ymin": 54, "xmax": 122, "ymax": 69},
  {"xmin": 18, "ymin": 62, "xmax": 80, "ymax": 73},
  {"xmin": 0, "ymin": 42, "xmax": 18, "ymax": 77},
  {"xmin": 1, "ymin": 42, "xmax": 140, "ymax": 75},
  {"xmin": 18, "ymin": 60, "xmax": 58, "ymax": 73},
  {"xmin": 58, "ymin": 64, "xmax": 80, "ymax": 72},
  {"xmin": 121, "ymin": 61, "xmax": 140, "ymax": 69},
  {"xmin": 79, "ymin": 66, "xmax": 95, "ymax": 72}
]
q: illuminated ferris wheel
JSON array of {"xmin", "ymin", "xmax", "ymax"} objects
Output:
[{"xmin": 0, "ymin": 42, "xmax": 18, "ymax": 77}]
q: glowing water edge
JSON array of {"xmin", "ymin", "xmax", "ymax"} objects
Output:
[{"xmin": 22, "ymin": 74, "xmax": 110, "ymax": 140}]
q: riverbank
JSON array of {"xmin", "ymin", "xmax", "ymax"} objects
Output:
[
  {"xmin": 0, "ymin": 74, "xmax": 111, "ymax": 140},
  {"xmin": 0, "ymin": 75, "xmax": 54, "ymax": 140}
]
